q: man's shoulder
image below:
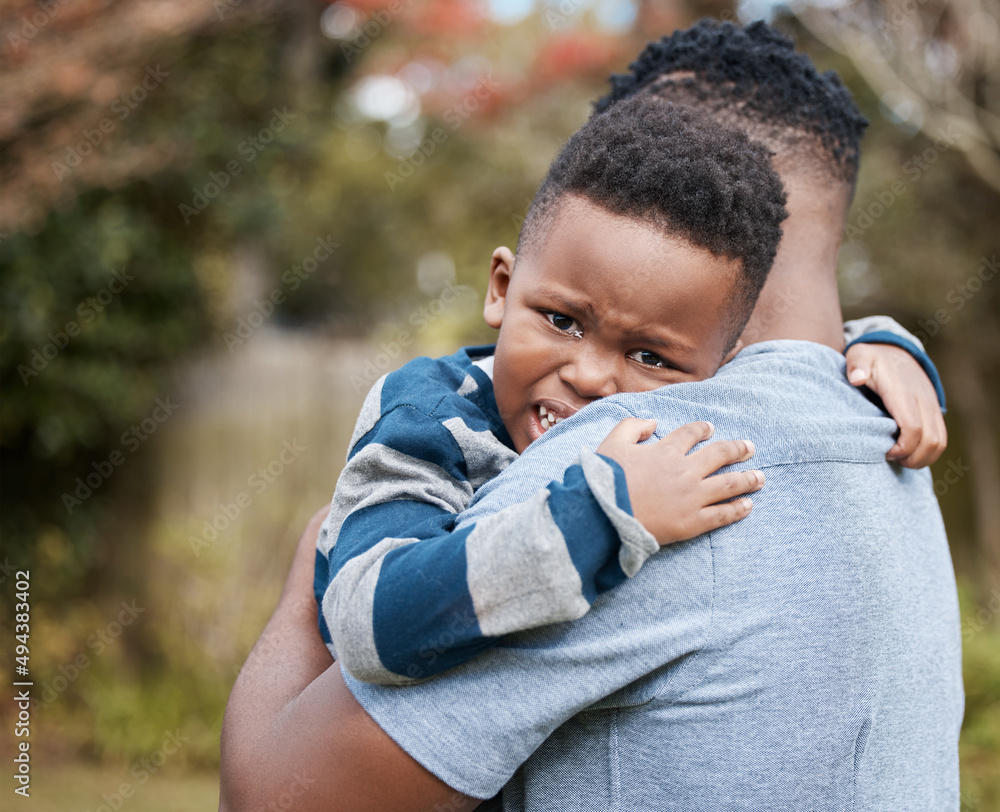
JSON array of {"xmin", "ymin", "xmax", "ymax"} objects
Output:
[
  {"xmin": 626, "ymin": 341, "xmax": 849, "ymax": 408},
  {"xmin": 602, "ymin": 341, "xmax": 896, "ymax": 467}
]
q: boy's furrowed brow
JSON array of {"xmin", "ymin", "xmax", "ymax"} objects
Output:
[
  {"xmin": 635, "ymin": 331, "xmax": 698, "ymax": 357},
  {"xmin": 539, "ymin": 289, "xmax": 599, "ymax": 323}
]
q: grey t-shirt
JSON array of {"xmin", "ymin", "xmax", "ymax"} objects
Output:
[{"xmin": 344, "ymin": 340, "xmax": 963, "ymax": 811}]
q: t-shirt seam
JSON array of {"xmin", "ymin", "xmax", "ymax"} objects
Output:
[
  {"xmin": 756, "ymin": 456, "xmax": 900, "ymax": 469},
  {"xmin": 646, "ymin": 532, "xmax": 717, "ymax": 705},
  {"xmin": 649, "ymin": 460, "xmax": 890, "ymax": 708},
  {"xmin": 609, "ymin": 405, "xmax": 895, "ymax": 469},
  {"xmin": 351, "ymin": 683, "xmax": 511, "ymax": 793}
]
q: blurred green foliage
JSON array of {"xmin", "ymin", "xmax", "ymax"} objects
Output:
[
  {"xmin": 959, "ymin": 583, "xmax": 1000, "ymax": 809},
  {"xmin": 2, "ymin": 189, "xmax": 211, "ymax": 575}
]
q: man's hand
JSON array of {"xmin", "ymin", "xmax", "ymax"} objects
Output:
[
  {"xmin": 845, "ymin": 343, "xmax": 947, "ymax": 468},
  {"xmin": 597, "ymin": 419, "xmax": 763, "ymax": 544}
]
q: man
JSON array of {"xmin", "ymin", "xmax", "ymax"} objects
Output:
[{"xmin": 219, "ymin": 21, "xmax": 960, "ymax": 811}]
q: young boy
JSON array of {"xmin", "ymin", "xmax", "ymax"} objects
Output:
[{"xmin": 314, "ymin": 95, "xmax": 938, "ymax": 686}]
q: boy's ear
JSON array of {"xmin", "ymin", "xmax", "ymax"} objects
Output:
[{"xmin": 484, "ymin": 247, "xmax": 515, "ymax": 329}]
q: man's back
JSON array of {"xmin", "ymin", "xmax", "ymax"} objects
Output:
[{"xmin": 344, "ymin": 341, "xmax": 963, "ymax": 811}]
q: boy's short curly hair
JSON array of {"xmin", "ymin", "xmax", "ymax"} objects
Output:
[
  {"xmin": 594, "ymin": 19, "xmax": 868, "ymax": 185},
  {"xmin": 517, "ymin": 96, "xmax": 788, "ymax": 353}
]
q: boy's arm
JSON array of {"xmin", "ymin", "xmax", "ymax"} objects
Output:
[
  {"xmin": 324, "ymin": 443, "xmax": 655, "ymax": 684},
  {"xmin": 316, "ymin": 390, "xmax": 507, "ymax": 681},
  {"xmin": 842, "ymin": 316, "xmax": 947, "ymax": 468},
  {"xmin": 324, "ymin": 412, "xmax": 760, "ymax": 685},
  {"xmin": 323, "ymin": 392, "xmax": 659, "ymax": 684}
]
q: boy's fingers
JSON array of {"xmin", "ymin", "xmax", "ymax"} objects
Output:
[
  {"xmin": 659, "ymin": 421, "xmax": 714, "ymax": 453},
  {"xmin": 601, "ymin": 418, "xmax": 657, "ymax": 447},
  {"xmin": 886, "ymin": 404, "xmax": 921, "ymax": 463},
  {"xmin": 690, "ymin": 438, "xmax": 755, "ymax": 475},
  {"xmin": 681, "ymin": 498, "xmax": 753, "ymax": 540},
  {"xmin": 856, "ymin": 343, "xmax": 947, "ymax": 469},
  {"xmin": 845, "ymin": 344, "xmax": 875, "ymax": 387},
  {"xmin": 892, "ymin": 400, "xmax": 947, "ymax": 468},
  {"xmin": 882, "ymin": 381, "xmax": 946, "ymax": 467},
  {"xmin": 701, "ymin": 470, "xmax": 765, "ymax": 505}
]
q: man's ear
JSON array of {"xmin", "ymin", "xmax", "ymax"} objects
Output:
[
  {"xmin": 484, "ymin": 247, "xmax": 515, "ymax": 329},
  {"xmin": 721, "ymin": 336, "xmax": 744, "ymax": 366}
]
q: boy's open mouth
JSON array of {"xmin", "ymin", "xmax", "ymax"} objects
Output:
[{"xmin": 529, "ymin": 402, "xmax": 576, "ymax": 441}]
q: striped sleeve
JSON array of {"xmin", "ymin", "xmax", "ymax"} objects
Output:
[{"xmin": 323, "ymin": 447, "xmax": 658, "ymax": 685}]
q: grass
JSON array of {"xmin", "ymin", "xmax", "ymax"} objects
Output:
[{"xmin": 16, "ymin": 763, "xmax": 219, "ymax": 812}]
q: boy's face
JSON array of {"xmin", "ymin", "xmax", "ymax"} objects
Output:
[{"xmin": 484, "ymin": 195, "xmax": 743, "ymax": 454}]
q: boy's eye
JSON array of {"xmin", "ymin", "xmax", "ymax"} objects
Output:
[
  {"xmin": 627, "ymin": 349, "xmax": 668, "ymax": 369},
  {"xmin": 545, "ymin": 311, "xmax": 582, "ymax": 337}
]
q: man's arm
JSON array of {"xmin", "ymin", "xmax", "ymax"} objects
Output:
[{"xmin": 219, "ymin": 509, "xmax": 479, "ymax": 812}]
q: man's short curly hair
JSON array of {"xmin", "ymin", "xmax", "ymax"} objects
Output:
[
  {"xmin": 594, "ymin": 19, "xmax": 868, "ymax": 185},
  {"xmin": 517, "ymin": 96, "xmax": 788, "ymax": 353}
]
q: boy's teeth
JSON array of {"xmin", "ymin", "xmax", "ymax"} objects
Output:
[
  {"xmin": 554, "ymin": 417, "xmax": 563, "ymax": 424},
  {"xmin": 540, "ymin": 417, "xmax": 550, "ymax": 429},
  {"xmin": 539, "ymin": 406, "xmax": 548, "ymax": 417}
]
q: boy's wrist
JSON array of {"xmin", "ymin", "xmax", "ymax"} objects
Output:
[
  {"xmin": 580, "ymin": 450, "xmax": 659, "ymax": 576},
  {"xmin": 845, "ymin": 331, "xmax": 946, "ymax": 411}
]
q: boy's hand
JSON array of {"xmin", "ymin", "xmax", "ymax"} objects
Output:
[
  {"xmin": 844, "ymin": 343, "xmax": 947, "ymax": 468},
  {"xmin": 597, "ymin": 419, "xmax": 763, "ymax": 545}
]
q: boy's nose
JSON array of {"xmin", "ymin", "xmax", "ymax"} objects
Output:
[{"xmin": 558, "ymin": 351, "xmax": 618, "ymax": 400}]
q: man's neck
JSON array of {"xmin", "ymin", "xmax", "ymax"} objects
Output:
[{"xmin": 739, "ymin": 180, "xmax": 847, "ymax": 351}]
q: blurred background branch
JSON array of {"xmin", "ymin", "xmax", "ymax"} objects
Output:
[{"xmin": 790, "ymin": 0, "xmax": 1000, "ymax": 191}]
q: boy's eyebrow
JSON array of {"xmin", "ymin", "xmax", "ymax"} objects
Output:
[
  {"xmin": 544, "ymin": 290, "xmax": 600, "ymax": 324},
  {"xmin": 634, "ymin": 332, "xmax": 697, "ymax": 357},
  {"xmin": 541, "ymin": 288, "xmax": 698, "ymax": 357}
]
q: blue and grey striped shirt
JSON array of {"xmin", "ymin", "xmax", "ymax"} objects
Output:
[{"xmin": 314, "ymin": 345, "xmax": 659, "ymax": 684}]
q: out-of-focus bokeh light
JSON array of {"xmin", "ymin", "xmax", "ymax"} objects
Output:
[
  {"xmin": 321, "ymin": 2, "xmax": 359, "ymax": 40},
  {"xmin": 837, "ymin": 242, "xmax": 878, "ymax": 307},
  {"xmin": 353, "ymin": 74, "xmax": 421, "ymax": 124},
  {"xmin": 384, "ymin": 120, "xmax": 428, "ymax": 159},
  {"xmin": 594, "ymin": 0, "xmax": 637, "ymax": 32},
  {"xmin": 924, "ymin": 39, "xmax": 960, "ymax": 82},
  {"xmin": 489, "ymin": 0, "xmax": 537, "ymax": 25},
  {"xmin": 399, "ymin": 61, "xmax": 439, "ymax": 95},
  {"xmin": 879, "ymin": 89, "xmax": 924, "ymax": 134}
]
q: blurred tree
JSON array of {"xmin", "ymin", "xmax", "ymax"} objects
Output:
[
  {"xmin": 793, "ymin": 0, "xmax": 1000, "ymax": 192},
  {"xmin": 1, "ymin": 0, "xmax": 343, "ymax": 580},
  {"xmin": 782, "ymin": 0, "xmax": 1000, "ymax": 584}
]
